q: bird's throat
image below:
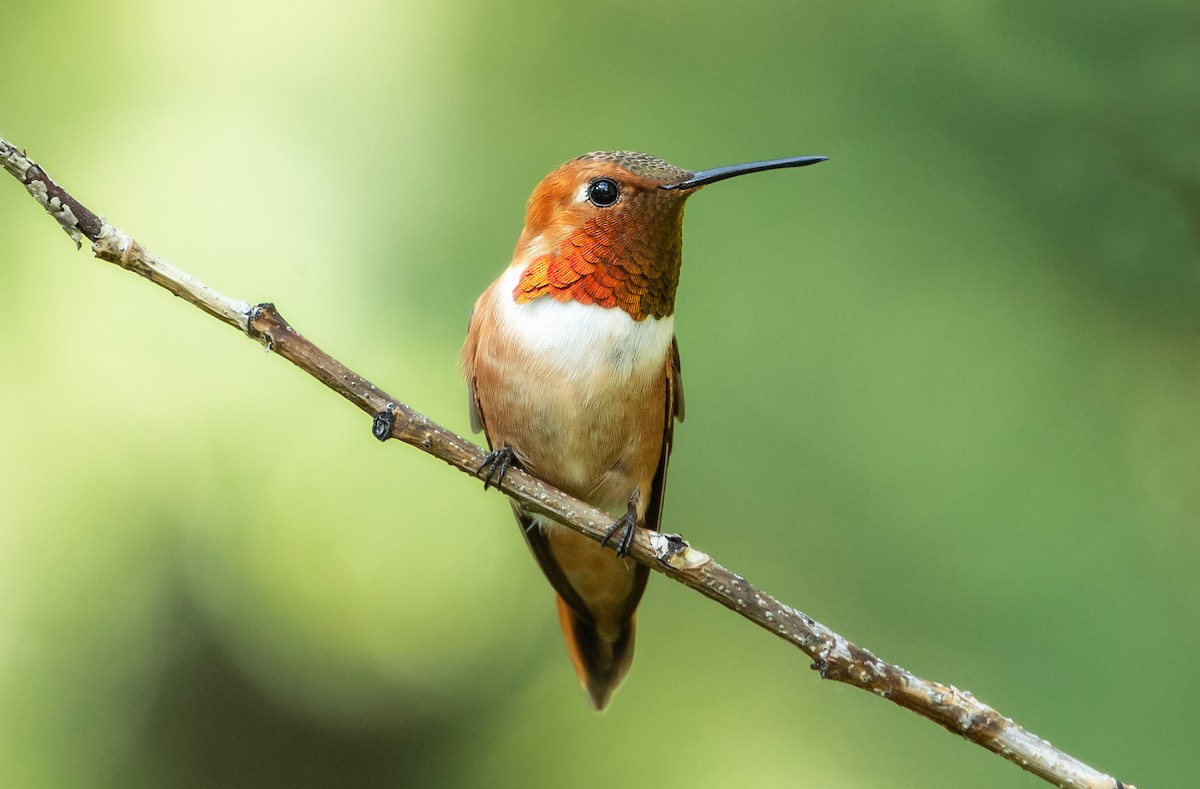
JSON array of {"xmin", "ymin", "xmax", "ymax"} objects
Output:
[{"xmin": 513, "ymin": 215, "xmax": 681, "ymax": 321}]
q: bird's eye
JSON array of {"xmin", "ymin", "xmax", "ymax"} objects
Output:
[{"xmin": 587, "ymin": 178, "xmax": 620, "ymax": 207}]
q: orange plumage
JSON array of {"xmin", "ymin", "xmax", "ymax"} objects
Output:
[{"xmin": 514, "ymin": 211, "xmax": 683, "ymax": 321}]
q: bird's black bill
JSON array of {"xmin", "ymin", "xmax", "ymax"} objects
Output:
[{"xmin": 660, "ymin": 155, "xmax": 828, "ymax": 190}]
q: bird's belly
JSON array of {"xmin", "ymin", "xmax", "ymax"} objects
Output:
[
  {"xmin": 480, "ymin": 289, "xmax": 673, "ymax": 512},
  {"xmin": 504, "ymin": 374, "xmax": 650, "ymax": 505}
]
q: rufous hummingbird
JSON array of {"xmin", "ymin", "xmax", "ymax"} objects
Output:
[{"xmin": 461, "ymin": 150, "xmax": 826, "ymax": 710}]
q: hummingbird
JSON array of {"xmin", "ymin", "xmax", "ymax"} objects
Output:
[{"xmin": 460, "ymin": 150, "xmax": 826, "ymax": 710}]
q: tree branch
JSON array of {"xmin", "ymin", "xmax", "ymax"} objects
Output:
[{"xmin": 1, "ymin": 136, "xmax": 1133, "ymax": 789}]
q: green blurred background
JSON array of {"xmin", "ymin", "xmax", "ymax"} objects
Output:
[{"xmin": 2, "ymin": 1, "xmax": 1197, "ymax": 787}]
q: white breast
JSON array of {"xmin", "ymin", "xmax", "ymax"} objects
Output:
[{"xmin": 491, "ymin": 264, "xmax": 675, "ymax": 385}]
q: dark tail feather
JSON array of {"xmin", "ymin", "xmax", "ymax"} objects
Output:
[{"xmin": 555, "ymin": 595, "xmax": 636, "ymax": 712}]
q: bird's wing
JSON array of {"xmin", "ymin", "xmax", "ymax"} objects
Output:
[
  {"xmin": 643, "ymin": 336, "xmax": 683, "ymax": 535},
  {"xmin": 461, "ymin": 308, "xmax": 488, "ymax": 436}
]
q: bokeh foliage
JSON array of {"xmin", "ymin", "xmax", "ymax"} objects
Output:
[{"xmin": 1, "ymin": 1, "xmax": 1197, "ymax": 787}]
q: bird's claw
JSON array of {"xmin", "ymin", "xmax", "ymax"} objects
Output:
[
  {"xmin": 477, "ymin": 445, "xmax": 518, "ymax": 490},
  {"xmin": 601, "ymin": 498, "xmax": 639, "ymax": 558}
]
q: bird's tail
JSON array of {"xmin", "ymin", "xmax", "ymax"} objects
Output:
[{"xmin": 555, "ymin": 595, "xmax": 636, "ymax": 712}]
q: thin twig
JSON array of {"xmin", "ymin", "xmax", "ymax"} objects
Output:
[{"xmin": 1, "ymin": 136, "xmax": 1133, "ymax": 789}]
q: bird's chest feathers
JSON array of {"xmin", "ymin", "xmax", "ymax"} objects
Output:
[
  {"xmin": 493, "ymin": 265, "xmax": 674, "ymax": 387},
  {"xmin": 477, "ymin": 266, "xmax": 673, "ymax": 501}
]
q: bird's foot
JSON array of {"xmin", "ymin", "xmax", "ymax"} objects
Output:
[
  {"xmin": 601, "ymin": 495, "xmax": 640, "ymax": 558},
  {"xmin": 477, "ymin": 444, "xmax": 518, "ymax": 490}
]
